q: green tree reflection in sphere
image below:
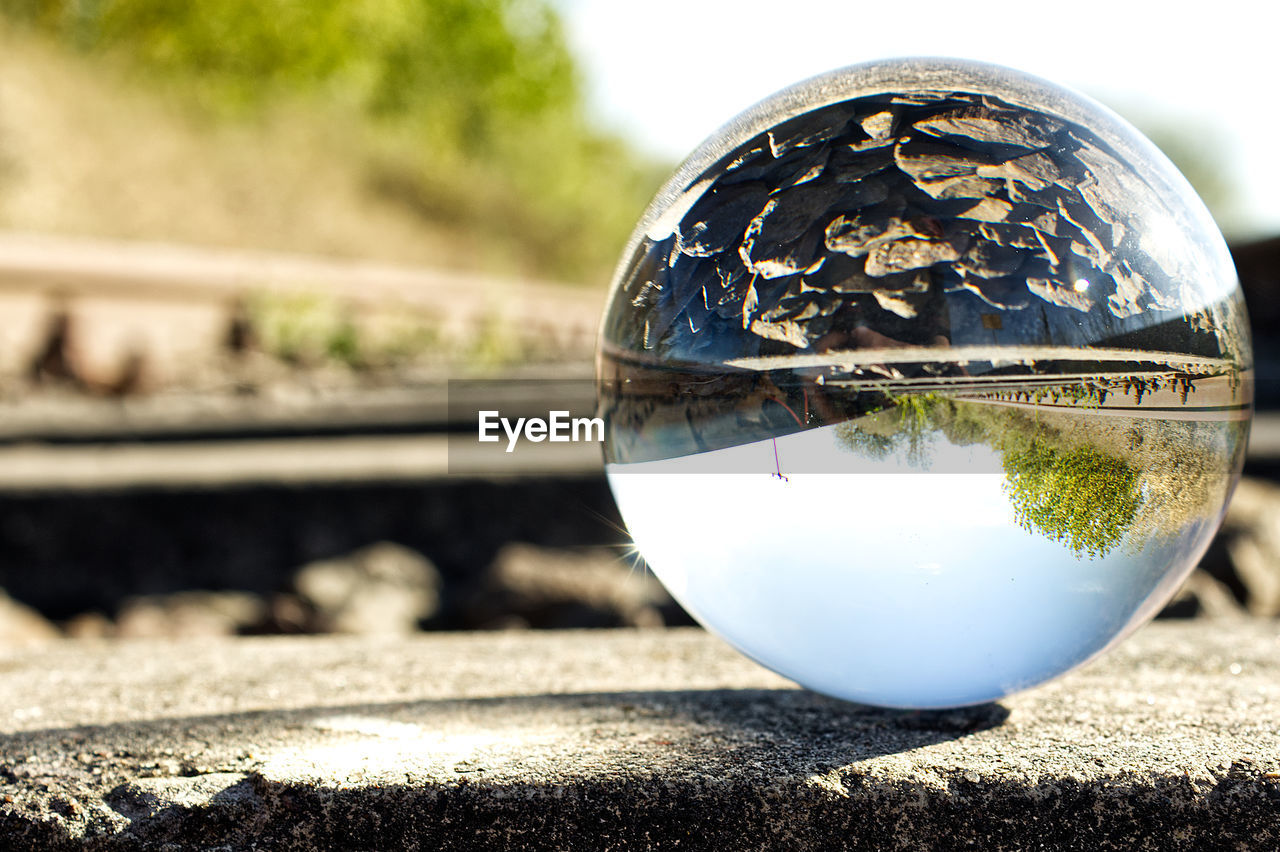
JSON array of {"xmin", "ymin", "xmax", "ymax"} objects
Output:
[{"xmin": 597, "ymin": 59, "xmax": 1252, "ymax": 709}]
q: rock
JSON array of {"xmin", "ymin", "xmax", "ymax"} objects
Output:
[
  {"xmin": 913, "ymin": 174, "xmax": 1004, "ymax": 201},
  {"xmin": 912, "ymin": 105, "xmax": 1060, "ymax": 149},
  {"xmin": 767, "ymin": 105, "xmax": 853, "ymax": 157},
  {"xmin": 1227, "ymin": 536, "xmax": 1280, "ymax": 616},
  {"xmin": 873, "ymin": 290, "xmax": 923, "ymax": 318},
  {"xmin": 259, "ymin": 592, "xmax": 311, "ymax": 634},
  {"xmin": 893, "ymin": 137, "xmax": 985, "ymax": 182},
  {"xmin": 1107, "ymin": 262, "xmax": 1150, "ymax": 319},
  {"xmin": 760, "ymin": 287, "xmax": 818, "ymax": 323},
  {"xmin": 1069, "ymin": 237, "xmax": 1109, "ymax": 272},
  {"xmin": 293, "ymin": 542, "xmax": 441, "ymax": 635},
  {"xmin": 824, "ymin": 211, "xmax": 922, "ymax": 258},
  {"xmin": 115, "ymin": 591, "xmax": 268, "ymax": 639},
  {"xmin": 1028, "ymin": 277, "xmax": 1095, "ymax": 313},
  {"xmin": 1218, "ymin": 478, "xmax": 1280, "ymax": 616},
  {"xmin": 741, "ymin": 221, "xmax": 824, "ymax": 279},
  {"xmin": 744, "ymin": 178, "xmax": 880, "ymax": 254},
  {"xmin": 0, "ymin": 589, "xmax": 60, "ymax": 644},
  {"xmin": 956, "ymin": 196, "xmax": 1014, "ymax": 223},
  {"xmin": 806, "ymin": 254, "xmax": 930, "ymax": 297},
  {"xmin": 956, "ymin": 240, "xmax": 1025, "ymax": 279},
  {"xmin": 770, "ymin": 148, "xmax": 830, "ymax": 192},
  {"xmin": 677, "ymin": 183, "xmax": 770, "ymax": 257},
  {"xmin": 952, "ymin": 277, "xmax": 1033, "ymax": 310},
  {"xmin": 749, "ymin": 317, "xmax": 810, "ymax": 348},
  {"xmin": 682, "ymin": 288, "xmax": 713, "ymax": 333},
  {"xmin": 1007, "ymin": 180, "xmax": 1062, "ymax": 208},
  {"xmin": 827, "ymin": 142, "xmax": 896, "ymax": 183},
  {"xmin": 626, "ymin": 85, "xmax": 1225, "ymax": 365},
  {"xmin": 1072, "ymin": 139, "xmax": 1141, "ymax": 233},
  {"xmin": 1056, "ymin": 198, "xmax": 1114, "ymax": 261},
  {"xmin": 864, "ymin": 236, "xmax": 962, "ymax": 277},
  {"xmin": 466, "ymin": 543, "xmax": 673, "ymax": 629},
  {"xmin": 1162, "ymin": 570, "xmax": 1247, "ymax": 619},
  {"xmin": 61, "ymin": 611, "xmax": 115, "ymax": 640},
  {"xmin": 716, "ymin": 145, "xmax": 787, "ymax": 185},
  {"xmin": 641, "ymin": 252, "xmax": 708, "ymax": 347},
  {"xmin": 718, "ymin": 143, "xmax": 769, "ymax": 179},
  {"xmin": 711, "ymin": 270, "xmax": 753, "ymax": 320},
  {"xmin": 975, "ymin": 150, "xmax": 1064, "ymax": 191},
  {"xmin": 858, "ymin": 109, "xmax": 895, "ymax": 139}
]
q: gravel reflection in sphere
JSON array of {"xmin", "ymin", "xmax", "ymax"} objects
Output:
[{"xmin": 598, "ymin": 59, "xmax": 1251, "ymax": 708}]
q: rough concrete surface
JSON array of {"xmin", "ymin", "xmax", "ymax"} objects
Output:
[{"xmin": 1, "ymin": 623, "xmax": 1278, "ymax": 850}]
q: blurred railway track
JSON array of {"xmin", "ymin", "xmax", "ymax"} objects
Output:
[
  {"xmin": 0, "ymin": 378, "xmax": 1274, "ymax": 490},
  {"xmin": 0, "ymin": 231, "xmax": 1278, "ymax": 490},
  {"xmin": 0, "ymin": 230, "xmax": 602, "ymax": 387},
  {"xmin": 0, "ymin": 369, "xmax": 604, "ymax": 488},
  {"xmin": 0, "ymin": 231, "xmax": 608, "ymax": 487}
]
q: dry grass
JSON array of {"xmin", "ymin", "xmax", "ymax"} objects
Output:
[{"xmin": 0, "ymin": 21, "xmax": 541, "ymax": 277}]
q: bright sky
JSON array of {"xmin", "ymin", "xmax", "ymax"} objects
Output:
[{"xmin": 551, "ymin": 0, "xmax": 1280, "ymax": 239}]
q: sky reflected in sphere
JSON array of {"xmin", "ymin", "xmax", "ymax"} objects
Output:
[
  {"xmin": 608, "ymin": 405, "xmax": 1244, "ymax": 707},
  {"xmin": 597, "ymin": 59, "xmax": 1252, "ymax": 708}
]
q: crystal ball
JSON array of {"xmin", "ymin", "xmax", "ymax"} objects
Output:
[{"xmin": 598, "ymin": 58, "xmax": 1252, "ymax": 708}]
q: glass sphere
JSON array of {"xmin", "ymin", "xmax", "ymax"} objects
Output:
[{"xmin": 598, "ymin": 58, "xmax": 1252, "ymax": 708}]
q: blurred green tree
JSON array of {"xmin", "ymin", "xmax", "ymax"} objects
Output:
[
  {"xmin": 0, "ymin": 0, "xmax": 665, "ymax": 281},
  {"xmin": 1002, "ymin": 441, "xmax": 1141, "ymax": 559},
  {"xmin": 3, "ymin": 0, "xmax": 575, "ymax": 127},
  {"xmin": 834, "ymin": 391, "xmax": 1145, "ymax": 558}
]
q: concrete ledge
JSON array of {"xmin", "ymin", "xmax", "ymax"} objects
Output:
[{"xmin": 2, "ymin": 623, "xmax": 1279, "ymax": 850}]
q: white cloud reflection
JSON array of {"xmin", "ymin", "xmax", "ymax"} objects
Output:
[{"xmin": 607, "ymin": 424, "xmax": 1208, "ymax": 707}]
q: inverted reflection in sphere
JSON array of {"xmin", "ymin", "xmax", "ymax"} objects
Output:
[{"xmin": 598, "ymin": 59, "xmax": 1252, "ymax": 708}]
